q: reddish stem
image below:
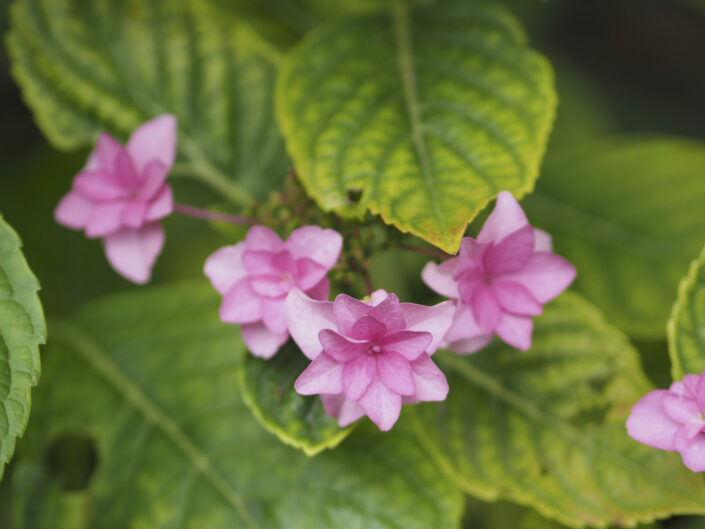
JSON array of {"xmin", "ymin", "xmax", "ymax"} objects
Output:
[
  {"xmin": 397, "ymin": 243, "xmax": 451, "ymax": 261},
  {"xmin": 173, "ymin": 203, "xmax": 254, "ymax": 226}
]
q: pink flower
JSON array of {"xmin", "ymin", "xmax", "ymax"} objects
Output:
[
  {"xmin": 204, "ymin": 225, "xmax": 342, "ymax": 359},
  {"xmin": 422, "ymin": 191, "xmax": 575, "ymax": 353},
  {"xmin": 286, "ymin": 288, "xmax": 455, "ymax": 431},
  {"xmin": 627, "ymin": 371, "xmax": 705, "ymax": 472},
  {"xmin": 55, "ymin": 115, "xmax": 177, "ymax": 284}
]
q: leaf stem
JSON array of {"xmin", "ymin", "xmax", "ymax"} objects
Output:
[{"xmin": 173, "ymin": 203, "xmax": 255, "ymax": 226}]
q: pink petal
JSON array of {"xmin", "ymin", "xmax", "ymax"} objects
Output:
[
  {"xmin": 74, "ymin": 170, "xmax": 127, "ymax": 201},
  {"xmin": 662, "ymin": 394, "xmax": 700, "ymax": 424},
  {"xmin": 138, "ymin": 160, "xmax": 169, "ymax": 200},
  {"xmin": 306, "ymin": 277, "xmax": 330, "ymax": 301},
  {"xmin": 145, "ymin": 186, "xmax": 174, "ymax": 221},
  {"xmin": 696, "ymin": 374, "xmax": 705, "ymax": 410},
  {"xmin": 444, "ymin": 302, "xmax": 485, "ymax": 343},
  {"xmin": 534, "ymin": 228, "xmax": 553, "ymax": 252},
  {"xmin": 421, "ymin": 258, "xmax": 459, "ymax": 299},
  {"xmin": 366, "ymin": 294, "xmax": 406, "ymax": 334},
  {"xmin": 245, "ymin": 225, "xmax": 283, "ymax": 252},
  {"xmin": 126, "ymin": 114, "xmax": 177, "ymax": 174},
  {"xmin": 407, "ymin": 354, "xmax": 449, "ymax": 401},
  {"xmin": 320, "ymin": 394, "xmax": 365, "ymax": 427},
  {"xmin": 457, "ymin": 272, "xmax": 483, "ymax": 306},
  {"xmin": 219, "ymin": 278, "xmax": 262, "ymax": 324},
  {"xmin": 370, "ymin": 290, "xmax": 389, "ymax": 305},
  {"xmin": 319, "ymin": 330, "xmax": 368, "ymax": 363},
  {"xmin": 454, "ymin": 238, "xmax": 487, "ymax": 280},
  {"xmin": 673, "ymin": 374, "xmax": 702, "ymax": 398},
  {"xmin": 445, "ymin": 335, "xmax": 493, "ymax": 355},
  {"xmin": 285, "ymin": 226, "xmax": 343, "ymax": 269},
  {"xmin": 477, "ymin": 191, "xmax": 529, "ymax": 244},
  {"xmin": 260, "ymin": 297, "xmax": 288, "ymax": 334},
  {"xmin": 85, "ymin": 201, "xmax": 127, "ymax": 238},
  {"xmin": 492, "ymin": 280, "xmax": 543, "ymax": 316},
  {"xmin": 114, "ymin": 148, "xmax": 139, "ymax": 188},
  {"xmin": 294, "ymin": 354, "xmax": 344, "ymax": 395},
  {"xmin": 55, "ymin": 189, "xmax": 96, "ymax": 229},
  {"xmin": 85, "ymin": 132, "xmax": 122, "ymax": 171},
  {"xmin": 399, "ymin": 300, "xmax": 455, "ymax": 355},
  {"xmin": 240, "ymin": 322, "xmax": 288, "ymax": 359},
  {"xmin": 343, "ymin": 356, "xmax": 376, "ymax": 400},
  {"xmin": 495, "ymin": 313, "xmax": 533, "ymax": 351},
  {"xmin": 203, "ymin": 243, "xmax": 247, "ymax": 295},
  {"xmin": 333, "ymin": 294, "xmax": 372, "ymax": 336},
  {"xmin": 483, "ymin": 225, "xmax": 535, "ymax": 276},
  {"xmin": 674, "ymin": 429, "xmax": 705, "ymax": 472},
  {"xmin": 285, "ymin": 289, "xmax": 336, "ymax": 360},
  {"xmin": 503, "ymin": 253, "xmax": 576, "ymax": 304},
  {"xmin": 271, "ymin": 250, "xmax": 294, "ymax": 273},
  {"xmin": 294, "ymin": 258, "xmax": 327, "ymax": 292},
  {"xmin": 250, "ymin": 275, "xmax": 292, "ymax": 298},
  {"xmin": 242, "ymin": 250, "xmax": 277, "ymax": 276},
  {"xmin": 358, "ymin": 379, "xmax": 402, "ymax": 431},
  {"xmin": 103, "ymin": 223, "xmax": 164, "ymax": 284},
  {"xmin": 121, "ymin": 200, "xmax": 148, "ymax": 228},
  {"xmin": 380, "ymin": 331, "xmax": 432, "ymax": 361},
  {"xmin": 627, "ymin": 389, "xmax": 680, "ymax": 451},
  {"xmin": 377, "ymin": 351, "xmax": 415, "ymax": 396},
  {"xmin": 471, "ymin": 284, "xmax": 502, "ymax": 334},
  {"xmin": 350, "ymin": 316, "xmax": 388, "ymax": 342}
]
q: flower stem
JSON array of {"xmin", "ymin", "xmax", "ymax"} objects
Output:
[
  {"xmin": 173, "ymin": 203, "xmax": 255, "ymax": 226},
  {"xmin": 397, "ymin": 243, "xmax": 451, "ymax": 261}
]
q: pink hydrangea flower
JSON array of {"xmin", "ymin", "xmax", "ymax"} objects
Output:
[
  {"xmin": 204, "ymin": 225, "xmax": 342, "ymax": 359},
  {"xmin": 286, "ymin": 288, "xmax": 455, "ymax": 431},
  {"xmin": 422, "ymin": 191, "xmax": 576, "ymax": 353},
  {"xmin": 627, "ymin": 371, "xmax": 705, "ymax": 472},
  {"xmin": 55, "ymin": 115, "xmax": 177, "ymax": 284}
]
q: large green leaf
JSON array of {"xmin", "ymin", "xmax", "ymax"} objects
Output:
[
  {"xmin": 0, "ymin": 214, "xmax": 44, "ymax": 481},
  {"xmin": 412, "ymin": 293, "xmax": 705, "ymax": 527},
  {"xmin": 10, "ymin": 282, "xmax": 463, "ymax": 528},
  {"xmin": 237, "ymin": 340, "xmax": 353, "ymax": 456},
  {"xmin": 523, "ymin": 138, "xmax": 705, "ymax": 338},
  {"xmin": 669, "ymin": 245, "xmax": 705, "ymax": 380},
  {"xmin": 7, "ymin": 0, "xmax": 289, "ymax": 202},
  {"xmin": 276, "ymin": 0, "xmax": 556, "ymax": 253}
]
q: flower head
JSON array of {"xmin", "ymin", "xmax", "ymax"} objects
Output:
[
  {"xmin": 204, "ymin": 225, "xmax": 342, "ymax": 359},
  {"xmin": 286, "ymin": 288, "xmax": 454, "ymax": 431},
  {"xmin": 627, "ymin": 371, "xmax": 705, "ymax": 472},
  {"xmin": 55, "ymin": 115, "xmax": 177, "ymax": 284},
  {"xmin": 422, "ymin": 191, "xmax": 575, "ymax": 353}
]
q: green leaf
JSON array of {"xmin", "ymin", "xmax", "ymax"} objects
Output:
[
  {"xmin": 523, "ymin": 137, "xmax": 705, "ymax": 338},
  {"xmin": 668, "ymin": 245, "xmax": 705, "ymax": 380},
  {"xmin": 276, "ymin": 0, "xmax": 556, "ymax": 253},
  {"xmin": 7, "ymin": 0, "xmax": 289, "ymax": 202},
  {"xmin": 412, "ymin": 293, "xmax": 705, "ymax": 527},
  {"xmin": 237, "ymin": 340, "xmax": 353, "ymax": 456},
  {"xmin": 0, "ymin": 214, "xmax": 45, "ymax": 481},
  {"xmin": 11, "ymin": 282, "xmax": 463, "ymax": 528}
]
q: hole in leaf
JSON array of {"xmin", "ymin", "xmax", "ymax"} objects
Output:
[
  {"xmin": 44, "ymin": 434, "xmax": 98, "ymax": 491},
  {"xmin": 346, "ymin": 188, "xmax": 363, "ymax": 205}
]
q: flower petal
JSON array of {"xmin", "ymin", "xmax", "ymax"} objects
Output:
[
  {"xmin": 407, "ymin": 354, "xmax": 449, "ymax": 402},
  {"xmin": 366, "ymin": 293, "xmax": 406, "ymax": 334},
  {"xmin": 319, "ymin": 330, "xmax": 368, "ymax": 363},
  {"xmin": 126, "ymin": 114, "xmax": 177, "ymax": 174},
  {"xmin": 381, "ymin": 331, "xmax": 433, "ymax": 361},
  {"xmin": 483, "ymin": 225, "xmax": 535, "ymax": 276},
  {"xmin": 358, "ymin": 379, "xmax": 402, "ymax": 431},
  {"xmin": 421, "ymin": 258, "xmax": 459, "ymax": 299},
  {"xmin": 85, "ymin": 201, "xmax": 127, "ymax": 237},
  {"xmin": 261, "ymin": 297, "xmax": 288, "ymax": 334},
  {"xmin": 204, "ymin": 243, "xmax": 247, "ymax": 295},
  {"xmin": 627, "ymin": 389, "xmax": 680, "ymax": 451},
  {"xmin": 492, "ymin": 279, "xmax": 543, "ymax": 316},
  {"xmin": 534, "ymin": 228, "xmax": 553, "ymax": 252},
  {"xmin": 503, "ymin": 253, "xmax": 576, "ymax": 304},
  {"xmin": 306, "ymin": 277, "xmax": 330, "ymax": 301},
  {"xmin": 477, "ymin": 191, "xmax": 529, "ymax": 244},
  {"xmin": 121, "ymin": 200, "xmax": 148, "ymax": 228},
  {"xmin": 74, "ymin": 170, "xmax": 127, "ymax": 201},
  {"xmin": 471, "ymin": 284, "xmax": 502, "ymax": 334},
  {"xmin": 242, "ymin": 250, "xmax": 277, "ymax": 277},
  {"xmin": 294, "ymin": 354, "xmax": 344, "ymax": 395},
  {"xmin": 350, "ymin": 316, "xmax": 388, "ymax": 342},
  {"xmin": 495, "ymin": 312, "xmax": 533, "ymax": 351},
  {"xmin": 138, "ymin": 160, "xmax": 170, "ymax": 200},
  {"xmin": 145, "ymin": 186, "xmax": 174, "ymax": 221},
  {"xmin": 377, "ymin": 351, "xmax": 415, "ymax": 396},
  {"xmin": 250, "ymin": 275, "xmax": 291, "ymax": 298},
  {"xmin": 457, "ymin": 272, "xmax": 483, "ymax": 306},
  {"xmin": 662, "ymin": 393, "xmax": 700, "ymax": 424},
  {"xmin": 454, "ymin": 238, "xmax": 487, "ymax": 281},
  {"xmin": 103, "ymin": 223, "xmax": 164, "ymax": 284},
  {"xmin": 285, "ymin": 226, "xmax": 343, "ymax": 269},
  {"xmin": 86, "ymin": 132, "xmax": 122, "ymax": 171},
  {"xmin": 445, "ymin": 335, "xmax": 493, "ymax": 355},
  {"xmin": 55, "ymin": 189, "xmax": 96, "ymax": 229},
  {"xmin": 670, "ymin": 374, "xmax": 701, "ymax": 398},
  {"xmin": 697, "ymin": 373, "xmax": 705, "ymax": 410},
  {"xmin": 240, "ymin": 322, "xmax": 288, "ymax": 359},
  {"xmin": 219, "ymin": 279, "xmax": 262, "ymax": 324},
  {"xmin": 444, "ymin": 302, "xmax": 485, "ymax": 343},
  {"xmin": 320, "ymin": 394, "xmax": 365, "ymax": 427},
  {"xmin": 245, "ymin": 225, "xmax": 283, "ymax": 252},
  {"xmin": 333, "ymin": 294, "xmax": 372, "ymax": 335},
  {"xmin": 294, "ymin": 258, "xmax": 327, "ymax": 292},
  {"xmin": 399, "ymin": 300, "xmax": 455, "ymax": 355},
  {"xmin": 285, "ymin": 288, "xmax": 336, "ymax": 360},
  {"xmin": 343, "ymin": 355, "xmax": 376, "ymax": 401},
  {"xmin": 674, "ymin": 429, "xmax": 705, "ymax": 472}
]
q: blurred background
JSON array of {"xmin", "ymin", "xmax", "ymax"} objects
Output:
[{"xmin": 1, "ymin": 0, "xmax": 705, "ymax": 527}]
